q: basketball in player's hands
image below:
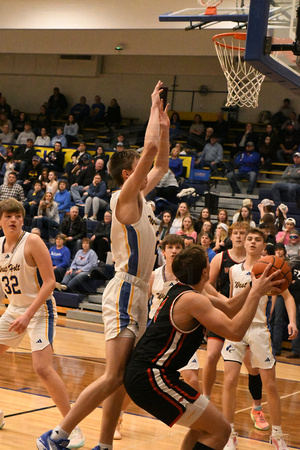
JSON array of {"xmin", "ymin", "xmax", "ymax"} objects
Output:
[{"xmin": 252, "ymin": 255, "xmax": 292, "ymax": 294}]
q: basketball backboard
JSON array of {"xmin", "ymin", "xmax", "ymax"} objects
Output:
[{"xmin": 245, "ymin": 0, "xmax": 300, "ymax": 91}]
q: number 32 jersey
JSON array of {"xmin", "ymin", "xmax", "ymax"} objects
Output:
[{"xmin": 0, "ymin": 231, "xmax": 46, "ymax": 308}]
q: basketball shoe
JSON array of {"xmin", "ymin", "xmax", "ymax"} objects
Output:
[
  {"xmin": 270, "ymin": 434, "xmax": 289, "ymax": 449},
  {"xmin": 36, "ymin": 430, "xmax": 69, "ymax": 449},
  {"xmin": 0, "ymin": 410, "xmax": 4, "ymax": 429},
  {"xmin": 67, "ymin": 426, "xmax": 85, "ymax": 448},
  {"xmin": 250, "ymin": 407, "xmax": 269, "ymax": 430},
  {"xmin": 224, "ymin": 431, "xmax": 238, "ymax": 449}
]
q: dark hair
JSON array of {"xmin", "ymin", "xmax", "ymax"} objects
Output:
[
  {"xmin": 275, "ymin": 242, "xmax": 287, "ymax": 255},
  {"xmin": 161, "ymin": 234, "xmax": 184, "ymax": 251},
  {"xmin": 237, "ymin": 205, "xmax": 253, "ymax": 223},
  {"xmin": 246, "ymin": 227, "xmax": 266, "ymax": 242},
  {"xmin": 34, "ymin": 180, "xmax": 42, "ymax": 187},
  {"xmin": 172, "ymin": 245, "xmax": 208, "ymax": 285},
  {"xmin": 108, "ymin": 149, "xmax": 140, "ymax": 186},
  {"xmin": 198, "ymin": 207, "xmax": 211, "ymax": 223},
  {"xmin": 158, "ymin": 210, "xmax": 172, "ymax": 234}
]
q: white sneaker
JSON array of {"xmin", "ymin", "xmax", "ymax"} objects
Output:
[
  {"xmin": 67, "ymin": 426, "xmax": 85, "ymax": 449},
  {"xmin": 0, "ymin": 410, "xmax": 4, "ymax": 429},
  {"xmin": 88, "ymin": 216, "xmax": 97, "ymax": 221},
  {"xmin": 113, "ymin": 417, "xmax": 123, "ymax": 440},
  {"xmin": 270, "ymin": 434, "xmax": 289, "ymax": 449},
  {"xmin": 224, "ymin": 432, "xmax": 238, "ymax": 449}
]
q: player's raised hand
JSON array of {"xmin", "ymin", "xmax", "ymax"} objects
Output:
[
  {"xmin": 159, "ymin": 101, "xmax": 170, "ymax": 129},
  {"xmin": 151, "ymin": 80, "xmax": 164, "ymax": 108}
]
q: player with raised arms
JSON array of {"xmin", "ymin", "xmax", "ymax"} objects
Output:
[{"xmin": 37, "ymin": 80, "xmax": 170, "ymax": 450}]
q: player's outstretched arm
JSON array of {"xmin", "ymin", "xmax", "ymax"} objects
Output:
[
  {"xmin": 9, "ymin": 234, "xmax": 56, "ymax": 334},
  {"xmin": 143, "ymin": 99, "xmax": 170, "ymax": 196},
  {"xmin": 281, "ymin": 289, "xmax": 298, "ymax": 339}
]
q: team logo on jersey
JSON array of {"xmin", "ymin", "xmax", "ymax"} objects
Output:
[
  {"xmin": 0, "ymin": 263, "xmax": 21, "ymax": 273},
  {"xmin": 36, "ymin": 339, "xmax": 42, "ymax": 344},
  {"xmin": 234, "ymin": 281, "xmax": 248, "ymax": 289},
  {"xmin": 5, "ymin": 254, "xmax": 10, "ymax": 259},
  {"xmin": 226, "ymin": 344, "xmax": 235, "ymax": 353},
  {"xmin": 265, "ymin": 357, "xmax": 271, "ymax": 362}
]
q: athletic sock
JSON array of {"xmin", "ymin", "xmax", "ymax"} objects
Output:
[
  {"xmin": 192, "ymin": 443, "xmax": 214, "ymax": 449},
  {"xmin": 230, "ymin": 423, "xmax": 235, "ymax": 433},
  {"xmin": 50, "ymin": 425, "xmax": 69, "ymax": 441},
  {"xmin": 272, "ymin": 425, "xmax": 283, "ymax": 435},
  {"xmin": 254, "ymin": 405, "xmax": 262, "ymax": 411},
  {"xmin": 99, "ymin": 443, "xmax": 112, "ymax": 450}
]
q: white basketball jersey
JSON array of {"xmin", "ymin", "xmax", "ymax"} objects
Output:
[
  {"xmin": 110, "ymin": 190, "xmax": 158, "ymax": 283},
  {"xmin": 0, "ymin": 231, "xmax": 53, "ymax": 308},
  {"xmin": 149, "ymin": 265, "xmax": 178, "ymax": 320},
  {"xmin": 231, "ymin": 263, "xmax": 268, "ymax": 325}
]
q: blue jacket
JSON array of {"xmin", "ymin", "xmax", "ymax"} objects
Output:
[
  {"xmin": 54, "ymin": 190, "xmax": 71, "ymax": 211},
  {"xmin": 235, "ymin": 150, "xmax": 260, "ymax": 174},
  {"xmin": 169, "ymin": 157, "xmax": 183, "ymax": 178}
]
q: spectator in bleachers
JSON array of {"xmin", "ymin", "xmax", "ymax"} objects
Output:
[
  {"xmin": 155, "ymin": 168, "xmax": 179, "ymax": 205},
  {"xmin": 198, "ymin": 232, "xmax": 216, "ymax": 262},
  {"xmin": 212, "ymin": 223, "xmax": 229, "ymax": 253},
  {"xmin": 15, "ymin": 122, "xmax": 35, "ymax": 145},
  {"xmin": 90, "ymin": 210, "xmax": 112, "ymax": 262},
  {"xmin": 1, "ymin": 154, "xmax": 15, "ymax": 183},
  {"xmin": 0, "ymin": 171, "xmax": 25, "ymax": 202},
  {"xmin": 62, "ymin": 142, "xmax": 91, "ymax": 181},
  {"xmin": 213, "ymin": 111, "xmax": 229, "ymax": 143},
  {"xmin": 186, "ymin": 114, "xmax": 205, "ymax": 151},
  {"xmin": 92, "ymin": 145, "xmax": 109, "ymax": 169},
  {"xmin": 54, "ymin": 179, "xmax": 71, "ymax": 221},
  {"xmin": 23, "ymin": 179, "xmax": 44, "ymax": 218},
  {"xmin": 50, "ymin": 126, "xmax": 67, "ymax": 148},
  {"xmin": 70, "ymin": 158, "xmax": 107, "ymax": 205},
  {"xmin": 260, "ymin": 123, "xmax": 279, "ymax": 148},
  {"xmin": 70, "ymin": 96, "xmax": 90, "ymax": 125},
  {"xmin": 64, "ymin": 114, "xmax": 79, "ymax": 147},
  {"xmin": 83, "ymin": 173, "xmax": 109, "ymax": 221},
  {"xmin": 170, "ymin": 202, "xmax": 190, "ymax": 233},
  {"xmin": 282, "ymin": 111, "xmax": 299, "ymax": 131},
  {"xmin": 231, "ymin": 198, "xmax": 253, "ymax": 223},
  {"xmin": 195, "ymin": 134, "xmax": 223, "ymax": 174},
  {"xmin": 49, "ymin": 233, "xmax": 71, "ymax": 282},
  {"xmin": 194, "ymin": 207, "xmax": 211, "ymax": 234},
  {"xmin": 198, "ymin": 126, "xmax": 214, "ymax": 153},
  {"xmin": 12, "ymin": 111, "xmax": 27, "ymax": 137},
  {"xmin": 105, "ymin": 98, "xmax": 122, "ymax": 128},
  {"xmin": 0, "ymin": 124, "xmax": 15, "ymax": 144},
  {"xmin": 231, "ymin": 122, "xmax": 258, "ymax": 158},
  {"xmin": 157, "ymin": 210, "xmax": 172, "ymax": 241},
  {"xmin": 34, "ymin": 127, "xmax": 51, "ymax": 147},
  {"xmin": 32, "ymin": 191, "xmax": 60, "ymax": 241},
  {"xmin": 39, "ymin": 168, "xmax": 49, "ymax": 191},
  {"xmin": 285, "ymin": 229, "xmax": 300, "ymax": 262},
  {"xmin": 45, "ymin": 170, "xmax": 58, "ymax": 197},
  {"xmin": 169, "ymin": 112, "xmax": 182, "ymax": 142},
  {"xmin": 89, "ymin": 95, "xmax": 105, "ymax": 123},
  {"xmin": 226, "ymin": 141, "xmax": 260, "ymax": 196},
  {"xmin": 59, "ymin": 205, "xmax": 87, "ymax": 256},
  {"xmin": 111, "ymin": 133, "xmax": 130, "ymax": 150},
  {"xmin": 47, "ymin": 87, "xmax": 68, "ymax": 118},
  {"xmin": 34, "ymin": 106, "xmax": 51, "ymax": 134},
  {"xmin": 232, "ymin": 205, "xmax": 256, "ymax": 228},
  {"xmin": 20, "ymin": 155, "xmax": 43, "ymax": 194},
  {"xmin": 259, "ymin": 135, "xmax": 277, "ymax": 172},
  {"xmin": 0, "ymin": 96, "xmax": 11, "ymax": 117},
  {"xmin": 0, "ymin": 112, "xmax": 12, "ymax": 132},
  {"xmin": 43, "ymin": 141, "xmax": 65, "ymax": 173},
  {"xmin": 258, "ymin": 214, "xmax": 277, "ymax": 245},
  {"xmin": 271, "ymin": 152, "xmax": 300, "ymax": 204},
  {"xmin": 176, "ymin": 216, "xmax": 197, "ymax": 241},
  {"xmin": 277, "ymin": 121, "xmax": 299, "ymax": 163},
  {"xmin": 272, "ymin": 98, "xmax": 294, "ymax": 127},
  {"xmin": 274, "ymin": 203, "xmax": 288, "ymax": 232},
  {"xmin": 257, "ymin": 198, "xmax": 275, "ymax": 221},
  {"xmin": 13, "ymin": 138, "xmax": 37, "ymax": 180},
  {"xmin": 201, "ymin": 220, "xmax": 213, "ymax": 235},
  {"xmin": 276, "ymin": 217, "xmax": 297, "ymax": 245},
  {"xmin": 169, "ymin": 146, "xmax": 183, "ymax": 178},
  {"xmin": 55, "ymin": 238, "xmax": 98, "ymax": 292}
]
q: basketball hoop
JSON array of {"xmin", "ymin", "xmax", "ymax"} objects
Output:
[
  {"xmin": 198, "ymin": 0, "xmax": 223, "ymax": 16},
  {"xmin": 213, "ymin": 32, "xmax": 265, "ymax": 108}
]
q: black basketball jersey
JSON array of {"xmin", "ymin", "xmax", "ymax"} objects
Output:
[
  {"xmin": 129, "ymin": 283, "xmax": 204, "ymax": 372},
  {"xmin": 217, "ymin": 250, "xmax": 244, "ymax": 297}
]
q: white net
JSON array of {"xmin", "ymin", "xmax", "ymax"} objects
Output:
[
  {"xmin": 198, "ymin": 0, "xmax": 222, "ymax": 6},
  {"xmin": 213, "ymin": 33, "xmax": 265, "ymax": 108}
]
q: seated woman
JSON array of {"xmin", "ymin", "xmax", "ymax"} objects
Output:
[
  {"xmin": 169, "ymin": 146, "xmax": 183, "ymax": 178},
  {"xmin": 169, "ymin": 112, "xmax": 182, "ymax": 142},
  {"xmin": 49, "ymin": 233, "xmax": 71, "ymax": 282},
  {"xmin": 187, "ymin": 114, "xmax": 205, "ymax": 152},
  {"xmin": 32, "ymin": 191, "xmax": 60, "ymax": 240},
  {"xmin": 83, "ymin": 174, "xmax": 109, "ymax": 221},
  {"xmin": 63, "ymin": 114, "xmax": 79, "ymax": 147},
  {"xmin": 233, "ymin": 205, "xmax": 256, "ymax": 228},
  {"xmin": 176, "ymin": 216, "xmax": 197, "ymax": 242},
  {"xmin": 92, "ymin": 145, "xmax": 109, "ymax": 169},
  {"xmin": 54, "ymin": 179, "xmax": 71, "ymax": 222},
  {"xmin": 56, "ymin": 238, "xmax": 98, "ymax": 292},
  {"xmin": 170, "ymin": 202, "xmax": 190, "ymax": 234},
  {"xmin": 45, "ymin": 170, "xmax": 58, "ymax": 197}
]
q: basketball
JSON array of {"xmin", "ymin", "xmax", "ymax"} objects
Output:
[{"xmin": 252, "ymin": 255, "xmax": 292, "ymax": 294}]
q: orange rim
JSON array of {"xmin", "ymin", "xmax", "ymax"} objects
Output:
[{"xmin": 212, "ymin": 32, "xmax": 247, "ymax": 51}]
